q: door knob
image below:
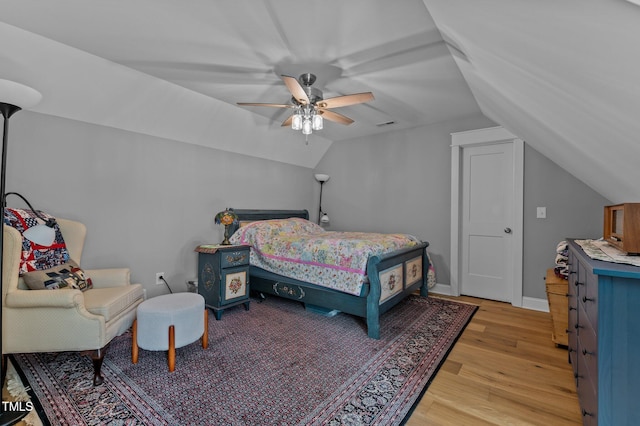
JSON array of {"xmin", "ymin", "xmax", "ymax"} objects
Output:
[{"xmin": 504, "ymin": 227, "xmax": 512, "ymax": 234}]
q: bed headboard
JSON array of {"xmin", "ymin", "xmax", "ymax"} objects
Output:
[{"xmin": 228, "ymin": 209, "xmax": 309, "ymax": 235}]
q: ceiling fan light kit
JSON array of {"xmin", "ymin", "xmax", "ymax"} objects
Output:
[{"xmin": 237, "ymin": 73, "xmax": 373, "ymax": 143}]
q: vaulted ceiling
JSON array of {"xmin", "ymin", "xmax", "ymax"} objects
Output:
[{"xmin": 1, "ymin": 0, "xmax": 639, "ymax": 202}]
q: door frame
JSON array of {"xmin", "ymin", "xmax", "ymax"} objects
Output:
[{"xmin": 450, "ymin": 126, "xmax": 524, "ymax": 307}]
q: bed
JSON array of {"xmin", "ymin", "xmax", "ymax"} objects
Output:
[{"xmin": 227, "ymin": 209, "xmax": 430, "ymax": 339}]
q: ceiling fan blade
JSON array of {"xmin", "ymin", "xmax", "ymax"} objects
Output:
[
  {"xmin": 319, "ymin": 109, "xmax": 354, "ymax": 125},
  {"xmin": 281, "ymin": 75, "xmax": 310, "ymax": 105},
  {"xmin": 237, "ymin": 102, "xmax": 294, "ymax": 108},
  {"xmin": 316, "ymin": 92, "xmax": 374, "ymax": 109},
  {"xmin": 281, "ymin": 115, "xmax": 293, "ymax": 127}
]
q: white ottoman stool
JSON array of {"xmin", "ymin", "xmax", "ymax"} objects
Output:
[{"xmin": 132, "ymin": 293, "xmax": 208, "ymax": 372}]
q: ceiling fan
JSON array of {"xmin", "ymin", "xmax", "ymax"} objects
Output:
[{"xmin": 237, "ymin": 73, "xmax": 374, "ymax": 137}]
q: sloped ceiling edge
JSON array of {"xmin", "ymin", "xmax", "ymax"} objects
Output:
[
  {"xmin": 0, "ymin": 22, "xmax": 331, "ymax": 169},
  {"xmin": 424, "ymin": 0, "xmax": 640, "ymax": 204}
]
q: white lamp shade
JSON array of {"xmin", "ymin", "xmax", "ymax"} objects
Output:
[
  {"xmin": 0, "ymin": 79, "xmax": 42, "ymax": 109},
  {"xmin": 23, "ymin": 224, "xmax": 56, "ymax": 246},
  {"xmin": 320, "ymin": 214, "xmax": 330, "ymax": 224},
  {"xmin": 314, "ymin": 174, "xmax": 330, "ymax": 183}
]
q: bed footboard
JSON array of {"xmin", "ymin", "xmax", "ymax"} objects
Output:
[{"xmin": 365, "ymin": 241, "xmax": 429, "ymax": 339}]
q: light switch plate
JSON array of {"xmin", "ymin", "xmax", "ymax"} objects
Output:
[{"xmin": 536, "ymin": 207, "xmax": 547, "ymax": 219}]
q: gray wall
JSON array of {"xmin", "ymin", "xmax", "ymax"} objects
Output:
[
  {"xmin": 523, "ymin": 144, "xmax": 610, "ymax": 298},
  {"xmin": 314, "ymin": 118, "xmax": 610, "ymax": 300},
  {"xmin": 7, "ymin": 112, "xmax": 314, "ymax": 297},
  {"xmin": 7, "ymin": 111, "xmax": 610, "ymax": 302}
]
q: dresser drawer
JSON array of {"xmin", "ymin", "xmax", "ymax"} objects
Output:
[
  {"xmin": 576, "ymin": 372, "xmax": 598, "ymax": 426},
  {"xmin": 577, "ymin": 303, "xmax": 598, "ymax": 391},
  {"xmin": 221, "ymin": 248, "xmax": 250, "ymax": 268},
  {"xmin": 582, "ymin": 269, "xmax": 598, "ymax": 331}
]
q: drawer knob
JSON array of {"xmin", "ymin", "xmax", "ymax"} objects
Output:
[
  {"xmin": 569, "ymin": 306, "xmax": 576, "ymax": 311},
  {"xmin": 575, "ymin": 323, "xmax": 583, "ymax": 329},
  {"xmin": 582, "ymin": 409, "xmax": 593, "ymax": 417},
  {"xmin": 582, "ymin": 296, "xmax": 595, "ymax": 303},
  {"xmin": 574, "ymin": 281, "xmax": 584, "ymax": 287},
  {"xmin": 582, "ymin": 348, "xmax": 594, "ymax": 356}
]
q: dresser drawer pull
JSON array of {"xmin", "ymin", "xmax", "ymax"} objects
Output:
[
  {"xmin": 582, "ymin": 296, "xmax": 595, "ymax": 303},
  {"xmin": 569, "ymin": 306, "xmax": 576, "ymax": 311},
  {"xmin": 582, "ymin": 348, "xmax": 595, "ymax": 356},
  {"xmin": 575, "ymin": 323, "xmax": 583, "ymax": 330},
  {"xmin": 582, "ymin": 409, "xmax": 593, "ymax": 417},
  {"xmin": 574, "ymin": 281, "xmax": 584, "ymax": 287}
]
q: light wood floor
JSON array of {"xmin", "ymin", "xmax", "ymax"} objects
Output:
[{"xmin": 406, "ymin": 295, "xmax": 582, "ymax": 426}]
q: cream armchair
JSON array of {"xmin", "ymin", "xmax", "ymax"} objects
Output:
[{"xmin": 2, "ymin": 218, "xmax": 144, "ymax": 385}]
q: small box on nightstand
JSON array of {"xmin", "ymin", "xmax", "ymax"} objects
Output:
[{"xmin": 196, "ymin": 244, "xmax": 250, "ymax": 320}]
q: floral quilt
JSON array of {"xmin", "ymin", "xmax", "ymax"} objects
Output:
[{"xmin": 229, "ymin": 218, "xmax": 420, "ymax": 295}]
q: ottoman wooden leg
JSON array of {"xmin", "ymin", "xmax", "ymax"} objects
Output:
[
  {"xmin": 202, "ymin": 309, "xmax": 209, "ymax": 349},
  {"xmin": 168, "ymin": 325, "xmax": 175, "ymax": 372},
  {"xmin": 132, "ymin": 319, "xmax": 139, "ymax": 364}
]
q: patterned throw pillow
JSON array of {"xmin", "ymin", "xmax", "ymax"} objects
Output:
[
  {"xmin": 3, "ymin": 208, "xmax": 69, "ymax": 273},
  {"xmin": 22, "ymin": 260, "xmax": 93, "ymax": 291}
]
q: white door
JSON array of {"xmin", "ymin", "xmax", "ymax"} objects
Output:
[{"xmin": 460, "ymin": 142, "xmax": 514, "ymax": 302}]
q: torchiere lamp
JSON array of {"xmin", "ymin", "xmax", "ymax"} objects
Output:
[
  {"xmin": 0, "ymin": 79, "xmax": 43, "ymax": 425},
  {"xmin": 314, "ymin": 174, "xmax": 330, "ymax": 225}
]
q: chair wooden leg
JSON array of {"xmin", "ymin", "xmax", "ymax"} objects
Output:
[
  {"xmin": 202, "ymin": 309, "xmax": 209, "ymax": 349},
  {"xmin": 132, "ymin": 319, "xmax": 139, "ymax": 364},
  {"xmin": 82, "ymin": 344, "xmax": 109, "ymax": 386},
  {"xmin": 168, "ymin": 325, "xmax": 175, "ymax": 372}
]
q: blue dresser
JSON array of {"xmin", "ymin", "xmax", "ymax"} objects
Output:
[{"xmin": 567, "ymin": 239, "xmax": 640, "ymax": 425}]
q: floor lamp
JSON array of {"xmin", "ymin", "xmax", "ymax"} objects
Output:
[
  {"xmin": 314, "ymin": 174, "xmax": 330, "ymax": 225},
  {"xmin": 0, "ymin": 79, "xmax": 42, "ymax": 425}
]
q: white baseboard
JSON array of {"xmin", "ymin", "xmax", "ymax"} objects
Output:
[
  {"xmin": 428, "ymin": 283, "xmax": 453, "ymax": 296},
  {"xmin": 428, "ymin": 284, "xmax": 550, "ymax": 313},
  {"xmin": 521, "ymin": 296, "xmax": 549, "ymax": 312}
]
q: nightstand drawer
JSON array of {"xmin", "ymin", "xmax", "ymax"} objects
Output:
[{"xmin": 221, "ymin": 248, "xmax": 249, "ymax": 268}]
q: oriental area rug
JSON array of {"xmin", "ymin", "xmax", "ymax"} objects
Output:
[{"xmin": 12, "ymin": 295, "xmax": 476, "ymax": 426}]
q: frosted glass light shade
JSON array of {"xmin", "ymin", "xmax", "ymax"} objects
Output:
[
  {"xmin": 312, "ymin": 114, "xmax": 323, "ymax": 131},
  {"xmin": 314, "ymin": 174, "xmax": 330, "ymax": 183},
  {"xmin": 0, "ymin": 79, "xmax": 42, "ymax": 109},
  {"xmin": 23, "ymin": 223, "xmax": 56, "ymax": 246},
  {"xmin": 320, "ymin": 214, "xmax": 330, "ymax": 224},
  {"xmin": 302, "ymin": 119, "xmax": 312, "ymax": 135},
  {"xmin": 292, "ymin": 114, "xmax": 302, "ymax": 131}
]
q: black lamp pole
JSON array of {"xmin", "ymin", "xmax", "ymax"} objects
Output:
[
  {"xmin": 0, "ymin": 101, "xmax": 29, "ymax": 426},
  {"xmin": 0, "ymin": 79, "xmax": 42, "ymax": 425},
  {"xmin": 317, "ymin": 180, "xmax": 325, "ymax": 225}
]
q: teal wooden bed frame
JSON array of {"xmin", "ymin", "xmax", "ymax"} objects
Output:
[{"xmin": 229, "ymin": 209, "xmax": 430, "ymax": 339}]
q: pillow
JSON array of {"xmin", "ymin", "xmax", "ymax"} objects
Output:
[
  {"xmin": 229, "ymin": 217, "xmax": 323, "ymax": 245},
  {"xmin": 3, "ymin": 208, "xmax": 69, "ymax": 273},
  {"xmin": 22, "ymin": 260, "xmax": 93, "ymax": 291}
]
